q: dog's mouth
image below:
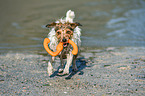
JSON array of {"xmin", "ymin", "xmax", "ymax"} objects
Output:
[{"xmin": 63, "ymin": 42, "xmax": 69, "ymax": 47}]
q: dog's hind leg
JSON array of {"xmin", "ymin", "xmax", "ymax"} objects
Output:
[
  {"xmin": 63, "ymin": 52, "xmax": 73, "ymax": 75},
  {"xmin": 47, "ymin": 56, "xmax": 55, "ymax": 76}
]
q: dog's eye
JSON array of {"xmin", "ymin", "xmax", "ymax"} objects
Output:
[
  {"xmin": 57, "ymin": 31, "xmax": 61, "ymax": 35},
  {"xmin": 66, "ymin": 31, "xmax": 71, "ymax": 34}
]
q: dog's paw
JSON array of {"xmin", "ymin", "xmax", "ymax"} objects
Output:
[
  {"xmin": 58, "ymin": 68, "xmax": 63, "ymax": 73},
  {"xmin": 57, "ymin": 72, "xmax": 68, "ymax": 76},
  {"xmin": 62, "ymin": 70, "xmax": 69, "ymax": 75},
  {"xmin": 47, "ymin": 68, "xmax": 53, "ymax": 76},
  {"xmin": 72, "ymin": 68, "xmax": 78, "ymax": 72}
]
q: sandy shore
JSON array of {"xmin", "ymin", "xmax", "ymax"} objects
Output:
[{"xmin": 0, "ymin": 47, "xmax": 145, "ymax": 96}]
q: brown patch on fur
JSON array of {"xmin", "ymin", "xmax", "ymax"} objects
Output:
[
  {"xmin": 46, "ymin": 22, "xmax": 82, "ymax": 43},
  {"xmin": 46, "ymin": 22, "xmax": 56, "ymax": 28}
]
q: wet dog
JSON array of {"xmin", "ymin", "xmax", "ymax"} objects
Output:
[{"xmin": 45, "ymin": 10, "xmax": 82, "ymax": 76}]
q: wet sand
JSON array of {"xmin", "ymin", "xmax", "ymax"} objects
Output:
[{"xmin": 0, "ymin": 47, "xmax": 145, "ymax": 96}]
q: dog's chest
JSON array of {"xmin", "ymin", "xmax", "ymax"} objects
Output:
[{"xmin": 60, "ymin": 45, "xmax": 72, "ymax": 59}]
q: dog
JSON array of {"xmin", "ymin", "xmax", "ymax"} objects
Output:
[{"xmin": 45, "ymin": 10, "xmax": 82, "ymax": 76}]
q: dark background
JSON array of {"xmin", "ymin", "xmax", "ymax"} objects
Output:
[{"xmin": 0, "ymin": 0, "xmax": 145, "ymax": 53}]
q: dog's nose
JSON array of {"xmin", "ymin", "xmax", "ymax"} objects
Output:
[{"xmin": 62, "ymin": 38, "xmax": 67, "ymax": 42}]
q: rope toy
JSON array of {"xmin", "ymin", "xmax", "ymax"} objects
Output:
[{"xmin": 43, "ymin": 38, "xmax": 78, "ymax": 56}]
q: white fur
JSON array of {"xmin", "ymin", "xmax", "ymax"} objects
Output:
[
  {"xmin": 47, "ymin": 10, "xmax": 81, "ymax": 76},
  {"xmin": 48, "ymin": 10, "xmax": 81, "ymax": 51},
  {"xmin": 47, "ymin": 61, "xmax": 53, "ymax": 76},
  {"xmin": 66, "ymin": 10, "xmax": 75, "ymax": 23},
  {"xmin": 48, "ymin": 28, "xmax": 58, "ymax": 51}
]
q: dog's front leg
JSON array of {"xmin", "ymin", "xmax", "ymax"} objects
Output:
[
  {"xmin": 47, "ymin": 56, "xmax": 55, "ymax": 76},
  {"xmin": 58, "ymin": 53, "xmax": 64, "ymax": 73},
  {"xmin": 63, "ymin": 52, "xmax": 73, "ymax": 75}
]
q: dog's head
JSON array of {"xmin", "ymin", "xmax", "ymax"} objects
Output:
[{"xmin": 46, "ymin": 22, "xmax": 82, "ymax": 47}]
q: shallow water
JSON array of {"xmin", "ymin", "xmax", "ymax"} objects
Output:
[{"xmin": 0, "ymin": 0, "xmax": 145, "ymax": 53}]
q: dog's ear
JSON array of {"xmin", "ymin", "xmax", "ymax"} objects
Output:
[
  {"xmin": 70, "ymin": 22, "xmax": 82, "ymax": 29},
  {"xmin": 46, "ymin": 22, "xmax": 56, "ymax": 28}
]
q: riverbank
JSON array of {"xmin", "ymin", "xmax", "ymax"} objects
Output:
[{"xmin": 0, "ymin": 47, "xmax": 145, "ymax": 95}]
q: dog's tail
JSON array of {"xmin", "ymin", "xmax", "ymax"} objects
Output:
[{"xmin": 66, "ymin": 10, "xmax": 75, "ymax": 23}]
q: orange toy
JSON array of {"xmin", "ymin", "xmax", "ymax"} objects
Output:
[
  {"xmin": 43, "ymin": 38, "xmax": 63, "ymax": 57},
  {"xmin": 68, "ymin": 39, "xmax": 78, "ymax": 55},
  {"xmin": 43, "ymin": 38, "xmax": 78, "ymax": 56}
]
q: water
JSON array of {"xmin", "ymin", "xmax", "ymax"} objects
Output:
[{"xmin": 0, "ymin": 0, "xmax": 145, "ymax": 53}]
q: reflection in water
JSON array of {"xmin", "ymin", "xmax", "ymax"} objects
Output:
[
  {"xmin": 11, "ymin": 22, "xmax": 23, "ymax": 29},
  {"xmin": 0, "ymin": 0, "xmax": 145, "ymax": 53}
]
